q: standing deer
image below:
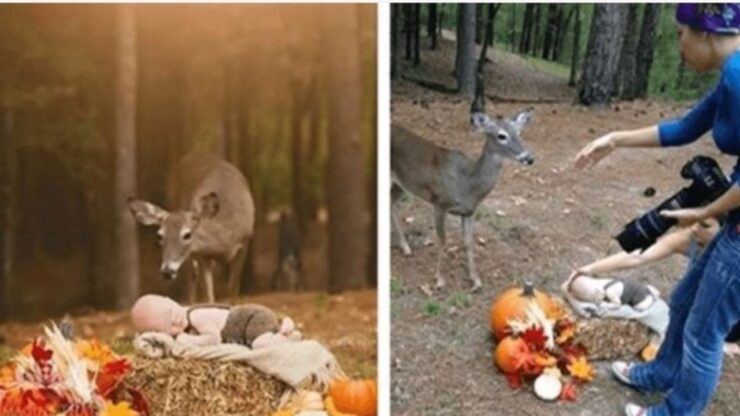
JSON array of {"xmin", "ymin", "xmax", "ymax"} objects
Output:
[
  {"xmin": 391, "ymin": 105, "xmax": 534, "ymax": 292},
  {"xmin": 128, "ymin": 153, "xmax": 254, "ymax": 303}
]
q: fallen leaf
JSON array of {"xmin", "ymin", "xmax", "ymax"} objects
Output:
[
  {"xmin": 559, "ymin": 382, "xmax": 578, "ymax": 401},
  {"xmin": 567, "ymin": 356, "xmax": 594, "ymax": 382},
  {"xmin": 101, "ymin": 400, "xmax": 138, "ymax": 416}
]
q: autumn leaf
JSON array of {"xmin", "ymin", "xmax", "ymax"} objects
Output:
[
  {"xmin": 521, "ymin": 326, "xmax": 547, "ymax": 351},
  {"xmin": 504, "ymin": 373, "xmax": 524, "ymax": 390},
  {"xmin": 559, "ymin": 382, "xmax": 578, "ymax": 402},
  {"xmin": 31, "ymin": 339, "xmax": 53, "ymax": 363},
  {"xmin": 0, "ymin": 363, "xmax": 16, "ymax": 388},
  {"xmin": 76, "ymin": 339, "xmax": 114, "ymax": 369},
  {"xmin": 567, "ymin": 357, "xmax": 594, "ymax": 382},
  {"xmin": 126, "ymin": 388, "xmax": 150, "ymax": 416},
  {"xmin": 555, "ymin": 320, "xmax": 575, "ymax": 345},
  {"xmin": 96, "ymin": 359, "xmax": 132, "ymax": 397},
  {"xmin": 533, "ymin": 352, "xmax": 557, "ymax": 368},
  {"xmin": 101, "ymin": 400, "xmax": 139, "ymax": 416}
]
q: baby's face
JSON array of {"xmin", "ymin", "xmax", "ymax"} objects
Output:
[{"xmin": 131, "ymin": 295, "xmax": 188, "ymax": 335}]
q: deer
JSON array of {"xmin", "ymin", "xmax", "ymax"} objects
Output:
[
  {"xmin": 391, "ymin": 77, "xmax": 535, "ymax": 292},
  {"xmin": 128, "ymin": 152, "xmax": 254, "ymax": 303}
]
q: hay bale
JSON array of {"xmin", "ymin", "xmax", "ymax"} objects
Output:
[
  {"xmin": 126, "ymin": 357, "xmax": 288, "ymax": 415},
  {"xmin": 573, "ymin": 318, "xmax": 652, "ymax": 361}
]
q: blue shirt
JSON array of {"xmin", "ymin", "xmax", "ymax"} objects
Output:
[{"xmin": 659, "ymin": 50, "xmax": 740, "ymax": 186}]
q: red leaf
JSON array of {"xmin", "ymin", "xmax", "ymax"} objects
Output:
[
  {"xmin": 31, "ymin": 339, "xmax": 53, "ymax": 363},
  {"xmin": 127, "ymin": 388, "xmax": 150, "ymax": 416},
  {"xmin": 560, "ymin": 382, "xmax": 578, "ymax": 402},
  {"xmin": 521, "ymin": 326, "xmax": 547, "ymax": 351},
  {"xmin": 504, "ymin": 373, "xmax": 524, "ymax": 390},
  {"xmin": 96, "ymin": 359, "xmax": 132, "ymax": 397}
]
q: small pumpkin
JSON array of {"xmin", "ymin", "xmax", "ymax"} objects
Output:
[
  {"xmin": 325, "ymin": 397, "xmax": 355, "ymax": 416},
  {"xmin": 328, "ymin": 379, "xmax": 377, "ymax": 416},
  {"xmin": 533, "ymin": 373, "xmax": 562, "ymax": 401},
  {"xmin": 490, "ymin": 281, "xmax": 557, "ymax": 340},
  {"xmin": 641, "ymin": 342, "xmax": 658, "ymax": 361},
  {"xmin": 494, "ymin": 336, "xmax": 532, "ymax": 374}
]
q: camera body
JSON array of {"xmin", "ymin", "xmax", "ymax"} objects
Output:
[{"xmin": 615, "ymin": 155, "xmax": 730, "ymax": 252}]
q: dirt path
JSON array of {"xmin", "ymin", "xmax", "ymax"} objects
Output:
[
  {"xmin": 0, "ymin": 290, "xmax": 377, "ymax": 379},
  {"xmin": 391, "ymin": 46, "xmax": 739, "ymax": 415}
]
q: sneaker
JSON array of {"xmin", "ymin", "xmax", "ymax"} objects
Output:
[
  {"xmin": 624, "ymin": 402, "xmax": 647, "ymax": 416},
  {"xmin": 612, "ymin": 361, "xmax": 637, "ymax": 387}
]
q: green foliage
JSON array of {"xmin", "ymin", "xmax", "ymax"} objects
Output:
[
  {"xmin": 423, "ymin": 299, "xmax": 442, "ymax": 317},
  {"xmin": 390, "ymin": 277, "xmax": 404, "ymax": 297}
]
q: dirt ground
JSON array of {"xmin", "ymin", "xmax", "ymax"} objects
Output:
[
  {"xmin": 391, "ymin": 40, "xmax": 740, "ymax": 415},
  {"xmin": 0, "ymin": 290, "xmax": 377, "ymax": 379}
]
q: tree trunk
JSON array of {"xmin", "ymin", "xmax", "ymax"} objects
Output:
[
  {"xmin": 324, "ymin": 5, "xmax": 368, "ymax": 293},
  {"xmin": 404, "ymin": 4, "xmax": 413, "ymax": 61},
  {"xmin": 618, "ymin": 4, "xmax": 640, "ymax": 100},
  {"xmin": 554, "ymin": 6, "xmax": 574, "ymax": 62},
  {"xmin": 569, "ymin": 5, "xmax": 581, "ymax": 87},
  {"xmin": 532, "ymin": 4, "xmax": 542, "ymax": 57},
  {"xmin": 510, "ymin": 4, "xmax": 517, "ymax": 52},
  {"xmin": 635, "ymin": 4, "xmax": 661, "ymax": 98},
  {"xmin": 391, "ymin": 4, "xmax": 400, "ymax": 79},
  {"xmin": 542, "ymin": 4, "xmax": 558, "ymax": 60},
  {"xmin": 457, "ymin": 4, "xmax": 477, "ymax": 96},
  {"xmin": 578, "ymin": 4, "xmax": 627, "ymax": 106},
  {"xmin": 413, "ymin": 4, "xmax": 421, "ymax": 65},
  {"xmin": 1, "ymin": 107, "xmax": 16, "ymax": 320},
  {"xmin": 475, "ymin": 4, "xmax": 484, "ymax": 45},
  {"xmin": 428, "ymin": 4, "xmax": 438, "ymax": 50},
  {"xmin": 519, "ymin": 4, "xmax": 533, "ymax": 54},
  {"xmin": 486, "ymin": 4, "xmax": 499, "ymax": 47},
  {"xmin": 114, "ymin": 4, "xmax": 140, "ymax": 309}
]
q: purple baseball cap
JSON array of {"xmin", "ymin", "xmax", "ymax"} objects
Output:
[{"xmin": 676, "ymin": 3, "xmax": 740, "ymax": 34}]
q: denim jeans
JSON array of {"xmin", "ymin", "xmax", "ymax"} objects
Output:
[{"xmin": 629, "ymin": 223, "xmax": 740, "ymax": 415}]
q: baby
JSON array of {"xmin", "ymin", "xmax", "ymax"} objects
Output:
[
  {"xmin": 130, "ymin": 294, "xmax": 300, "ymax": 349},
  {"xmin": 561, "ymin": 272, "xmax": 669, "ymax": 343},
  {"xmin": 563, "ymin": 273, "xmax": 659, "ymax": 317}
]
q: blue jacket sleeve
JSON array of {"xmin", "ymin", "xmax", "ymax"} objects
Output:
[{"xmin": 657, "ymin": 87, "xmax": 718, "ymax": 147}]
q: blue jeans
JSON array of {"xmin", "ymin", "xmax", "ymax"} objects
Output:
[{"xmin": 629, "ymin": 223, "xmax": 740, "ymax": 415}]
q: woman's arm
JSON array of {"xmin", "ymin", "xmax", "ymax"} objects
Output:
[
  {"xmin": 574, "ymin": 127, "xmax": 660, "ymax": 169},
  {"xmin": 576, "ymin": 227, "xmax": 692, "ymax": 276},
  {"xmin": 663, "ymin": 185, "xmax": 740, "ymax": 226}
]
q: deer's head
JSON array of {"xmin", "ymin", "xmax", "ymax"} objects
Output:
[
  {"xmin": 471, "ymin": 108, "xmax": 535, "ymax": 165},
  {"xmin": 128, "ymin": 192, "xmax": 220, "ymax": 280}
]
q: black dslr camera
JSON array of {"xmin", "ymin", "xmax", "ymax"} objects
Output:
[{"xmin": 615, "ymin": 155, "xmax": 730, "ymax": 252}]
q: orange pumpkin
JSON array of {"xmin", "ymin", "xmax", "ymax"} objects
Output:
[
  {"xmin": 489, "ymin": 281, "xmax": 557, "ymax": 340},
  {"xmin": 494, "ymin": 336, "xmax": 532, "ymax": 374},
  {"xmin": 328, "ymin": 379, "xmax": 377, "ymax": 416}
]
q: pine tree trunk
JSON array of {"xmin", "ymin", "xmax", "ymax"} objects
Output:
[
  {"xmin": 569, "ymin": 5, "xmax": 581, "ymax": 87},
  {"xmin": 553, "ymin": 6, "xmax": 568, "ymax": 62},
  {"xmin": 475, "ymin": 4, "xmax": 484, "ymax": 45},
  {"xmin": 114, "ymin": 4, "xmax": 139, "ymax": 309},
  {"xmin": 428, "ymin": 4, "xmax": 438, "ymax": 50},
  {"xmin": 578, "ymin": 4, "xmax": 627, "ymax": 106},
  {"xmin": 457, "ymin": 4, "xmax": 477, "ymax": 97},
  {"xmin": 618, "ymin": 4, "xmax": 640, "ymax": 100},
  {"xmin": 391, "ymin": 4, "xmax": 400, "ymax": 79},
  {"xmin": 532, "ymin": 4, "xmax": 542, "ymax": 57},
  {"xmin": 635, "ymin": 4, "xmax": 661, "ymax": 98},
  {"xmin": 325, "ymin": 5, "xmax": 368, "ymax": 293}
]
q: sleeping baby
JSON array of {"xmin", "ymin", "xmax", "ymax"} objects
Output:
[
  {"xmin": 561, "ymin": 272, "xmax": 669, "ymax": 342},
  {"xmin": 130, "ymin": 294, "xmax": 300, "ymax": 349}
]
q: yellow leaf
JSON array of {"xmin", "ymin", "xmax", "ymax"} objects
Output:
[
  {"xmin": 76, "ymin": 339, "xmax": 115, "ymax": 368},
  {"xmin": 567, "ymin": 356, "xmax": 594, "ymax": 382},
  {"xmin": 0, "ymin": 363, "xmax": 15, "ymax": 388},
  {"xmin": 556, "ymin": 325, "xmax": 575, "ymax": 345},
  {"xmin": 102, "ymin": 401, "xmax": 138, "ymax": 416}
]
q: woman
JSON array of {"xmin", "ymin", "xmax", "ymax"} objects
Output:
[{"xmin": 575, "ymin": 4, "xmax": 740, "ymax": 416}]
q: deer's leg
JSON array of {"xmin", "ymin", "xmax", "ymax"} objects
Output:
[
  {"xmin": 391, "ymin": 184, "xmax": 412, "ymax": 255},
  {"xmin": 227, "ymin": 243, "xmax": 247, "ymax": 300},
  {"xmin": 189, "ymin": 258, "xmax": 200, "ymax": 304},
  {"xmin": 462, "ymin": 214, "xmax": 482, "ymax": 292},
  {"xmin": 434, "ymin": 207, "xmax": 447, "ymax": 289},
  {"xmin": 204, "ymin": 260, "xmax": 216, "ymax": 303}
]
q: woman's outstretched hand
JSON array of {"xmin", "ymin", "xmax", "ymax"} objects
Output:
[
  {"xmin": 661, "ymin": 208, "xmax": 708, "ymax": 228},
  {"xmin": 574, "ymin": 133, "xmax": 616, "ymax": 169}
]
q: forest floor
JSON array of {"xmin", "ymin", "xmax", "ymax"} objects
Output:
[
  {"xmin": 0, "ymin": 289, "xmax": 377, "ymax": 379},
  {"xmin": 391, "ymin": 39, "xmax": 740, "ymax": 415}
]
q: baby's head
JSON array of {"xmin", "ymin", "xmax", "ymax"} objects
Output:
[
  {"xmin": 130, "ymin": 294, "xmax": 188, "ymax": 335},
  {"xmin": 569, "ymin": 275, "xmax": 605, "ymax": 303}
]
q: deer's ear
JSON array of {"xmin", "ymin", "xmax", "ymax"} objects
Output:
[
  {"xmin": 128, "ymin": 198, "xmax": 168, "ymax": 226},
  {"xmin": 470, "ymin": 112, "xmax": 491, "ymax": 129},
  {"xmin": 511, "ymin": 108, "xmax": 533, "ymax": 131},
  {"xmin": 195, "ymin": 191, "xmax": 220, "ymax": 219}
]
